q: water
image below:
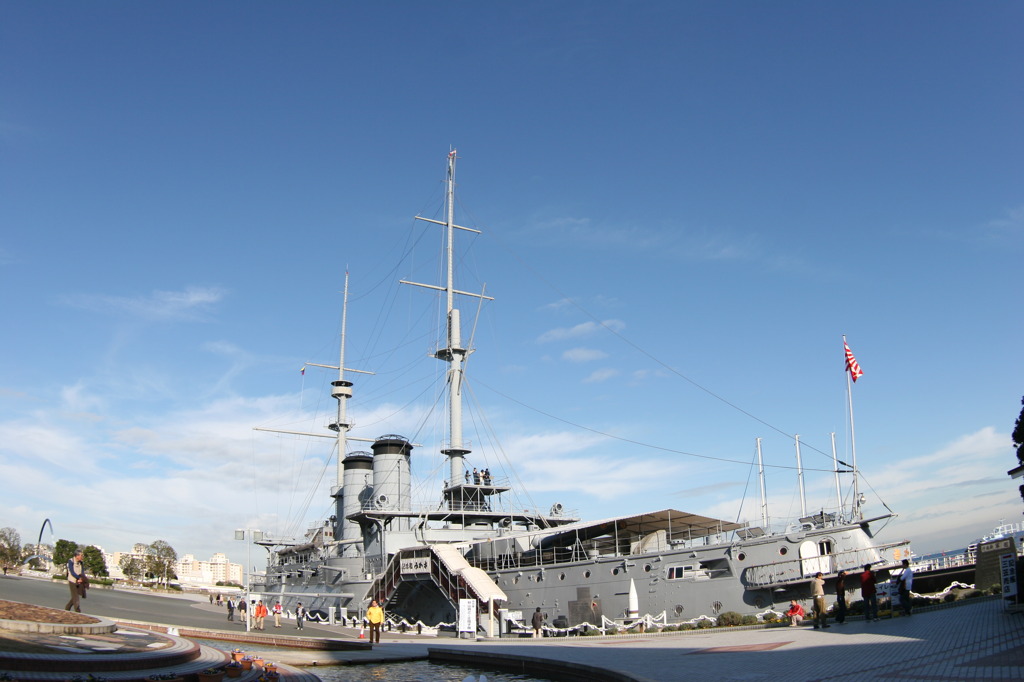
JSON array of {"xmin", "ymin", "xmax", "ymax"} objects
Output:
[
  {"xmin": 308, "ymin": 660, "xmax": 551, "ymax": 681},
  {"xmin": 195, "ymin": 639, "xmax": 552, "ymax": 682}
]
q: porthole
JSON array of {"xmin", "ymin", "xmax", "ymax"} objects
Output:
[
  {"xmin": 612, "ymin": 568, "xmax": 619, "ymax": 575},
  {"xmin": 737, "ymin": 552, "xmax": 746, "ymax": 561},
  {"xmin": 779, "ymin": 547, "xmax": 789, "ymax": 556},
  {"xmin": 559, "ymin": 573, "xmax": 566, "ymax": 581},
  {"xmin": 674, "ymin": 604, "xmax": 684, "ymax": 616},
  {"xmin": 584, "ymin": 570, "xmax": 592, "ymax": 579},
  {"xmin": 643, "ymin": 564, "xmax": 652, "ymax": 573}
]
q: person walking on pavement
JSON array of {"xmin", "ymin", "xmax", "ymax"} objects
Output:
[
  {"xmin": 861, "ymin": 564, "xmax": 879, "ymax": 621},
  {"xmin": 367, "ymin": 600, "xmax": 384, "ymax": 643},
  {"xmin": 237, "ymin": 598, "xmax": 247, "ymax": 626},
  {"xmin": 226, "ymin": 596, "xmax": 235, "ymax": 621},
  {"xmin": 64, "ymin": 549, "xmax": 85, "ymax": 612},
  {"xmin": 532, "ymin": 607, "xmax": 545, "ymax": 638},
  {"xmin": 295, "ymin": 602, "xmax": 305, "ymax": 630},
  {"xmin": 897, "ymin": 559, "xmax": 914, "ymax": 616},
  {"xmin": 834, "ymin": 570, "xmax": 848, "ymax": 624},
  {"xmin": 273, "ymin": 600, "xmax": 283, "ymax": 627},
  {"xmin": 811, "ymin": 572, "xmax": 830, "ymax": 629}
]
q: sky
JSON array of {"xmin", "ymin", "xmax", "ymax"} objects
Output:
[{"xmin": 1, "ymin": 2, "xmax": 1021, "ymax": 570}]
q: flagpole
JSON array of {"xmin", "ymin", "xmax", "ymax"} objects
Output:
[{"xmin": 843, "ymin": 335, "xmax": 861, "ymax": 520}]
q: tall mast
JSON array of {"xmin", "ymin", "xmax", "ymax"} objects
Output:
[
  {"xmin": 844, "ymin": 335, "xmax": 861, "ymax": 520},
  {"xmin": 403, "ymin": 149, "xmax": 493, "ymax": 487},
  {"xmin": 756, "ymin": 437, "xmax": 768, "ymax": 530},
  {"xmin": 830, "ymin": 432, "xmax": 843, "ymax": 520},
  {"xmin": 795, "ymin": 434, "xmax": 806, "ymax": 517},
  {"xmin": 332, "ymin": 272, "xmax": 352, "ymax": 488},
  {"xmin": 442, "ymin": 151, "xmax": 466, "ymax": 485}
]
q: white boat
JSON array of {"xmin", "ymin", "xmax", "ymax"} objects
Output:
[{"xmin": 252, "ymin": 150, "xmax": 909, "ymax": 632}]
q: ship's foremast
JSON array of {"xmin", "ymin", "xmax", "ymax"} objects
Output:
[{"xmin": 402, "ymin": 149, "xmax": 493, "ymax": 489}]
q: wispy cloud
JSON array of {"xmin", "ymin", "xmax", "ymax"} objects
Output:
[
  {"xmin": 526, "ymin": 213, "xmax": 768, "ymax": 264},
  {"xmin": 62, "ymin": 286, "xmax": 226, "ymax": 320},
  {"xmin": 537, "ymin": 319, "xmax": 625, "ymax": 343},
  {"xmin": 983, "ymin": 205, "xmax": 1024, "ymax": 244},
  {"xmin": 583, "ymin": 368, "xmax": 618, "ymax": 383},
  {"xmin": 499, "ymin": 429, "xmax": 687, "ymax": 500},
  {"xmin": 562, "ymin": 347, "xmax": 607, "ymax": 363}
]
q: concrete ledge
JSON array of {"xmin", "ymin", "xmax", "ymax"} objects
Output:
[
  {"xmin": 114, "ymin": 619, "xmax": 373, "ymax": 650},
  {"xmin": 429, "ymin": 647, "xmax": 659, "ymax": 682},
  {"xmin": 0, "ymin": 614, "xmax": 117, "ymax": 635}
]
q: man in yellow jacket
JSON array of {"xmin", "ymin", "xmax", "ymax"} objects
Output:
[{"xmin": 367, "ymin": 600, "xmax": 384, "ymax": 643}]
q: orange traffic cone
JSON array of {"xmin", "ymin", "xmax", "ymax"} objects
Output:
[{"xmin": 359, "ymin": 626, "xmax": 365, "ymax": 639}]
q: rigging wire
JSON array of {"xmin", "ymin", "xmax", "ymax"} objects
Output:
[
  {"xmin": 481, "ymin": 224, "xmax": 849, "ymax": 468},
  {"xmin": 474, "ymin": 377, "xmax": 848, "ymax": 474}
]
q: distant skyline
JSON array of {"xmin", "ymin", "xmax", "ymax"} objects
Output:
[{"xmin": 1, "ymin": 2, "xmax": 1021, "ymax": 570}]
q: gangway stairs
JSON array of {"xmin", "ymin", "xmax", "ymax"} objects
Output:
[{"xmin": 370, "ymin": 544, "xmax": 506, "ymax": 627}]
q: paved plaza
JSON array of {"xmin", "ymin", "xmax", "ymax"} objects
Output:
[{"xmin": 3, "ymin": 574, "xmax": 1022, "ymax": 681}]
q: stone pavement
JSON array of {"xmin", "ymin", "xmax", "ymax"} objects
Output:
[
  {"xmin": 3, "ymin": 574, "xmax": 1022, "ymax": 681},
  {"xmin": 246, "ymin": 597, "xmax": 1023, "ymax": 681}
]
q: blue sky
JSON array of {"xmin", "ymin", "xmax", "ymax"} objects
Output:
[{"xmin": 1, "ymin": 2, "xmax": 1021, "ymax": 567}]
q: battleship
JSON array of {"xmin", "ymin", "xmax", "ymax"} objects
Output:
[{"xmin": 251, "ymin": 150, "xmax": 909, "ymax": 632}]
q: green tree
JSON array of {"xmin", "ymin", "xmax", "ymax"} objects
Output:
[
  {"xmin": 119, "ymin": 555, "xmax": 143, "ymax": 582},
  {"xmin": 144, "ymin": 540, "xmax": 177, "ymax": 587},
  {"xmin": 0, "ymin": 527, "xmax": 22, "ymax": 572},
  {"xmin": 53, "ymin": 539, "xmax": 79, "ymax": 573},
  {"xmin": 82, "ymin": 545, "xmax": 109, "ymax": 577}
]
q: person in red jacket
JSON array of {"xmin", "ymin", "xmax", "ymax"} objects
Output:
[
  {"xmin": 786, "ymin": 600, "xmax": 805, "ymax": 626},
  {"xmin": 254, "ymin": 600, "xmax": 269, "ymax": 630},
  {"xmin": 861, "ymin": 564, "xmax": 878, "ymax": 621}
]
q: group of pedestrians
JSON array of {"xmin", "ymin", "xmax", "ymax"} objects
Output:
[
  {"xmin": 222, "ymin": 597, "xmax": 292, "ymax": 629},
  {"xmin": 786, "ymin": 560, "xmax": 914, "ymax": 628}
]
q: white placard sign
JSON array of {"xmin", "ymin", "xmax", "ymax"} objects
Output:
[
  {"xmin": 458, "ymin": 598, "xmax": 477, "ymax": 634},
  {"xmin": 400, "ymin": 556, "xmax": 431, "ymax": 575},
  {"xmin": 1000, "ymin": 553, "xmax": 1018, "ymax": 598}
]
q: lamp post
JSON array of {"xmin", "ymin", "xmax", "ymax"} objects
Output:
[{"xmin": 234, "ymin": 529, "xmax": 262, "ymax": 633}]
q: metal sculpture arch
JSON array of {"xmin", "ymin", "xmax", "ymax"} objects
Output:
[{"xmin": 21, "ymin": 518, "xmax": 54, "ymax": 565}]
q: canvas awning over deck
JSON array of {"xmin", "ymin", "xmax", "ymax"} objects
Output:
[{"xmin": 532, "ymin": 508, "xmax": 745, "ymax": 550}]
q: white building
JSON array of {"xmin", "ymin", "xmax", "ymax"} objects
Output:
[
  {"xmin": 101, "ymin": 547, "xmax": 242, "ymax": 587},
  {"xmin": 175, "ymin": 552, "xmax": 243, "ymax": 587}
]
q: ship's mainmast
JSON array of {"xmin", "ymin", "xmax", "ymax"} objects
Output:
[{"xmin": 402, "ymin": 149, "xmax": 493, "ymax": 486}]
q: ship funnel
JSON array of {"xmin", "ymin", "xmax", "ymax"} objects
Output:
[{"xmin": 371, "ymin": 435, "xmax": 413, "ymax": 530}]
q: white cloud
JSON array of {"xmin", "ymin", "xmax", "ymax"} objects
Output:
[
  {"xmin": 583, "ymin": 368, "xmax": 618, "ymax": 383},
  {"xmin": 61, "ymin": 286, "xmax": 226, "ymax": 320},
  {"xmin": 494, "ymin": 430, "xmax": 688, "ymax": 501},
  {"xmin": 537, "ymin": 319, "xmax": 625, "ymax": 343},
  {"xmin": 983, "ymin": 205, "xmax": 1024, "ymax": 243},
  {"xmin": 562, "ymin": 347, "xmax": 607, "ymax": 363}
]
